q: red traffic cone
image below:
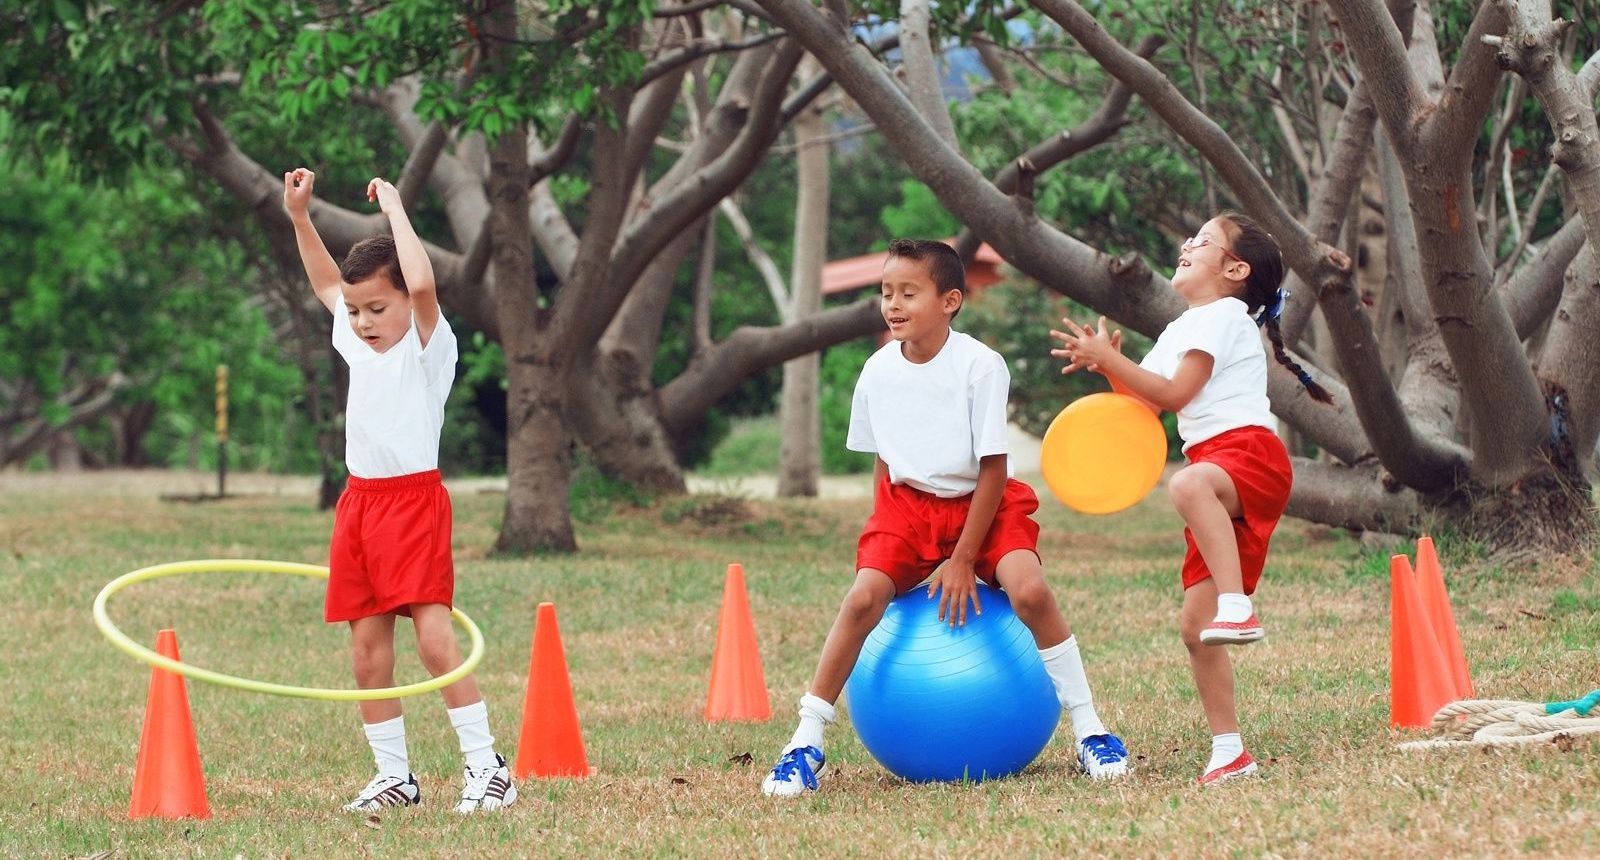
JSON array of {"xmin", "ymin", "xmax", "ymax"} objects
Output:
[
  {"xmin": 514, "ymin": 603, "xmax": 589, "ymax": 779},
  {"xmin": 704, "ymin": 563, "xmax": 771, "ymax": 722},
  {"xmin": 1414, "ymin": 536, "xmax": 1473, "ymax": 698},
  {"xmin": 129, "ymin": 629, "xmax": 210, "ymax": 819},
  {"xmin": 1390, "ymin": 555, "xmax": 1458, "ymax": 728}
]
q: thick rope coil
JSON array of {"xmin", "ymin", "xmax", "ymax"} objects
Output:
[{"xmin": 1399, "ymin": 691, "xmax": 1600, "ymax": 752}]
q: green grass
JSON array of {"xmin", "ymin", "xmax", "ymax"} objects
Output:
[
  {"xmin": 697, "ymin": 416, "xmax": 782, "ymax": 477},
  {"xmin": 2, "ymin": 474, "xmax": 1599, "ymax": 858}
]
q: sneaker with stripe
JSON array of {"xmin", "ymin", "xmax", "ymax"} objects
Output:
[
  {"xmin": 1197, "ymin": 750, "xmax": 1258, "ymax": 785},
  {"xmin": 1199, "ymin": 614, "xmax": 1266, "ymax": 645},
  {"xmin": 456, "ymin": 753, "xmax": 518, "ymax": 813},
  {"xmin": 343, "ymin": 773, "xmax": 421, "ymax": 811}
]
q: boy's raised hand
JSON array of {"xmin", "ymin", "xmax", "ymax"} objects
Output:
[
  {"xmin": 283, "ymin": 168, "xmax": 315, "ymax": 217},
  {"xmin": 367, "ymin": 177, "xmax": 402, "ymax": 215}
]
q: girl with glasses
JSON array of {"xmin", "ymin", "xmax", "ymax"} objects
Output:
[{"xmin": 1049, "ymin": 211, "xmax": 1332, "ymax": 784}]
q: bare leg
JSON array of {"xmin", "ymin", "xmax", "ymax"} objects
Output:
[
  {"xmin": 1179, "ymin": 579, "xmax": 1239, "ymax": 735},
  {"xmin": 992, "ymin": 549, "xmax": 1069, "ymax": 648},
  {"xmin": 1168, "ymin": 463, "xmax": 1244, "ymax": 596},
  {"xmin": 806, "ymin": 569, "xmax": 897, "ymax": 703},
  {"xmin": 411, "ymin": 603, "xmax": 482, "ymax": 710},
  {"xmin": 351, "ymin": 614, "xmax": 402, "ymax": 724}
]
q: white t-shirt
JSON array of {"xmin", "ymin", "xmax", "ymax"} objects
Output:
[
  {"xmin": 1139, "ymin": 296, "xmax": 1275, "ymax": 451},
  {"xmin": 332, "ymin": 306, "xmax": 458, "ymax": 478},
  {"xmin": 846, "ymin": 329, "xmax": 1012, "ymax": 498}
]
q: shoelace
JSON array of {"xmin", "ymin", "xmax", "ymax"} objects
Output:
[
  {"xmin": 769, "ymin": 746, "xmax": 824, "ymax": 790},
  {"xmin": 461, "ymin": 765, "xmax": 500, "ymax": 801},
  {"xmin": 357, "ymin": 775, "xmax": 404, "ymax": 799},
  {"xmin": 1082, "ymin": 734, "xmax": 1128, "ymax": 764}
]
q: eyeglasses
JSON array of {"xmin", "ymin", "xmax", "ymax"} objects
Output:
[{"xmin": 1182, "ymin": 234, "xmax": 1244, "ymax": 265}]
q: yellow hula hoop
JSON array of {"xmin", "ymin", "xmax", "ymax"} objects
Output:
[{"xmin": 93, "ymin": 559, "xmax": 484, "ymax": 701}]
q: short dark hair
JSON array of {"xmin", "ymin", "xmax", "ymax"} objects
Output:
[
  {"xmin": 341, "ymin": 236, "xmax": 408, "ymax": 294},
  {"xmin": 886, "ymin": 238, "xmax": 966, "ymax": 297}
]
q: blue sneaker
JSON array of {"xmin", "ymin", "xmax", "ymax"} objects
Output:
[
  {"xmin": 1078, "ymin": 733, "xmax": 1129, "ymax": 779},
  {"xmin": 761, "ymin": 745, "xmax": 825, "ymax": 797}
]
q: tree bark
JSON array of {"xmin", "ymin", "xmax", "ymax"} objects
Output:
[{"xmin": 778, "ymin": 65, "xmax": 829, "ymax": 497}]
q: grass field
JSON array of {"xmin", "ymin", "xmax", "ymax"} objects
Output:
[{"xmin": 2, "ymin": 471, "xmax": 1598, "ymax": 858}]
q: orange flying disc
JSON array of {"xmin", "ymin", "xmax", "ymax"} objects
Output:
[{"xmin": 1039, "ymin": 392, "xmax": 1166, "ymax": 514}]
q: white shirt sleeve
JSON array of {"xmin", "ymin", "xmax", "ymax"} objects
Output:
[
  {"xmin": 330, "ymin": 304, "xmax": 361, "ymax": 362},
  {"xmin": 968, "ymin": 352, "xmax": 1010, "ymax": 458},
  {"xmin": 1170, "ymin": 302, "xmax": 1234, "ymax": 364},
  {"xmin": 418, "ymin": 315, "xmax": 458, "ymax": 389},
  {"xmin": 846, "ymin": 372, "xmax": 877, "ymax": 453}
]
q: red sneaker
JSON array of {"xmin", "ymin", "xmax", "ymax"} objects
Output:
[
  {"xmin": 1197, "ymin": 751, "xmax": 1258, "ymax": 785},
  {"xmin": 1200, "ymin": 614, "xmax": 1265, "ymax": 645}
]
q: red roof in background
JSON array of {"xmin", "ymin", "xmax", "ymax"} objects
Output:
[{"xmin": 822, "ymin": 242, "xmax": 1007, "ymax": 295}]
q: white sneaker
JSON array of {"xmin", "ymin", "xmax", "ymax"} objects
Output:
[
  {"xmin": 761, "ymin": 745, "xmax": 825, "ymax": 797},
  {"xmin": 1077, "ymin": 733, "xmax": 1130, "ymax": 780},
  {"xmin": 343, "ymin": 773, "xmax": 420, "ymax": 811},
  {"xmin": 456, "ymin": 754, "xmax": 518, "ymax": 813}
]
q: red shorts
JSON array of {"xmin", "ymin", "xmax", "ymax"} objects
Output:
[
  {"xmin": 325, "ymin": 469, "xmax": 455, "ymax": 622},
  {"xmin": 856, "ymin": 476, "xmax": 1042, "ymax": 594},
  {"xmin": 1180, "ymin": 427, "xmax": 1293, "ymax": 595}
]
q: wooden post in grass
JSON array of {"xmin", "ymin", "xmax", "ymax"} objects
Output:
[{"xmin": 215, "ymin": 365, "xmax": 228, "ymax": 499}]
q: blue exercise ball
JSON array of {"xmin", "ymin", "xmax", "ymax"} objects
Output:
[{"xmin": 844, "ymin": 582, "xmax": 1060, "ymax": 782}]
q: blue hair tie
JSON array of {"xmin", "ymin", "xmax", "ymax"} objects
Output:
[
  {"xmin": 1255, "ymin": 288, "xmax": 1289, "ymax": 326},
  {"xmin": 1296, "ymin": 369, "xmax": 1315, "ymax": 387}
]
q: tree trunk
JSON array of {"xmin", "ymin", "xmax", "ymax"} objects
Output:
[
  {"xmin": 118, "ymin": 401, "xmax": 157, "ymax": 467},
  {"xmin": 778, "ymin": 79, "xmax": 828, "ymax": 497},
  {"xmin": 483, "ymin": 3, "xmax": 576, "ymax": 554}
]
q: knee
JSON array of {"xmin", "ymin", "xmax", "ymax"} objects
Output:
[
  {"xmin": 1005, "ymin": 577, "xmax": 1056, "ymax": 619},
  {"xmin": 840, "ymin": 583, "xmax": 889, "ymax": 624},
  {"xmin": 1167, "ymin": 468, "xmax": 1214, "ymax": 515},
  {"xmin": 414, "ymin": 626, "xmax": 457, "ymax": 666},
  {"xmin": 1178, "ymin": 612, "xmax": 1206, "ymax": 652},
  {"xmin": 351, "ymin": 639, "xmax": 393, "ymax": 678}
]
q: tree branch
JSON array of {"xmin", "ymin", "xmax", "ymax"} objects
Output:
[
  {"xmin": 593, "ymin": 40, "xmax": 808, "ymax": 349},
  {"xmin": 898, "ymin": 0, "xmax": 959, "ymax": 150},
  {"xmin": 1321, "ymin": 0, "xmax": 1430, "ymax": 155},
  {"xmin": 529, "ymin": 114, "xmax": 581, "ymax": 187},
  {"xmin": 717, "ymin": 197, "xmax": 790, "ymax": 313},
  {"xmin": 636, "ymin": 31, "xmax": 786, "ymax": 87},
  {"xmin": 396, "ymin": 120, "xmax": 449, "ymax": 212},
  {"xmin": 1286, "ymin": 458, "xmax": 1423, "ymax": 534},
  {"xmin": 1501, "ymin": 216, "xmax": 1586, "ymax": 339},
  {"xmin": 953, "ymin": 34, "xmax": 1163, "ymax": 261},
  {"xmin": 660, "ymin": 299, "xmax": 884, "ymax": 433},
  {"xmin": 1282, "ymin": 83, "xmax": 1378, "ymax": 346}
]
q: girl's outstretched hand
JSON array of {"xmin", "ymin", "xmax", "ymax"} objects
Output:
[{"xmin": 1050, "ymin": 315, "xmax": 1122, "ymax": 375}]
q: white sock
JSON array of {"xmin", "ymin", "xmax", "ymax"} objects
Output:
[
  {"xmin": 1208, "ymin": 732, "xmax": 1244, "ymax": 772},
  {"xmin": 1039, "ymin": 636, "xmax": 1108, "ymax": 741},
  {"xmin": 784, "ymin": 693, "xmax": 836, "ymax": 754},
  {"xmin": 447, "ymin": 701, "xmax": 500, "ymax": 771},
  {"xmin": 363, "ymin": 715, "xmax": 410, "ymax": 779},
  {"xmin": 1214, "ymin": 593, "xmax": 1254, "ymax": 624}
]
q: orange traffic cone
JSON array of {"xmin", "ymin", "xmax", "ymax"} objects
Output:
[
  {"xmin": 704, "ymin": 563, "xmax": 771, "ymax": 722},
  {"xmin": 129, "ymin": 629, "xmax": 210, "ymax": 819},
  {"xmin": 514, "ymin": 602, "xmax": 589, "ymax": 779},
  {"xmin": 1414, "ymin": 536, "xmax": 1473, "ymax": 698},
  {"xmin": 1390, "ymin": 554, "xmax": 1458, "ymax": 728}
]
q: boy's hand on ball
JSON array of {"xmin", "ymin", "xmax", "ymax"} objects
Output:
[{"xmin": 928, "ymin": 561, "xmax": 982, "ymax": 627}]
